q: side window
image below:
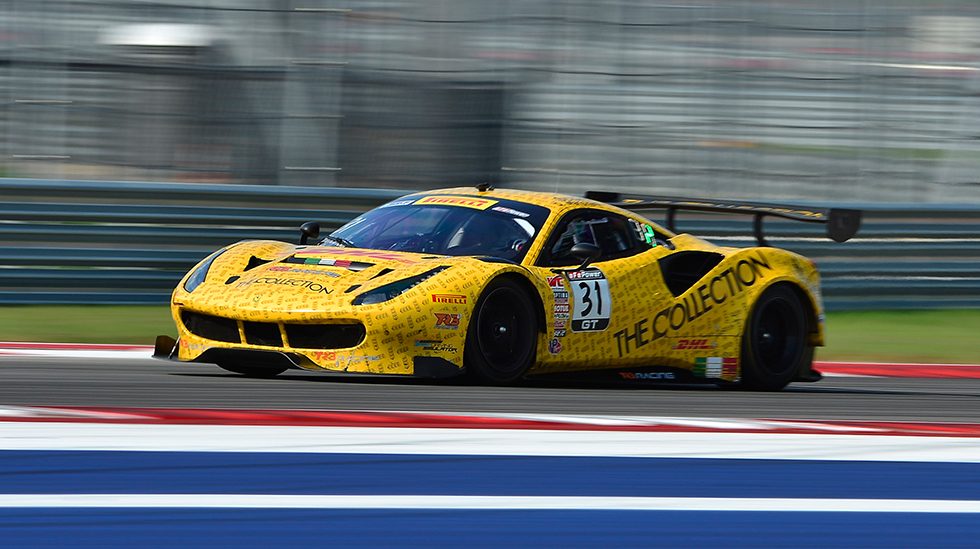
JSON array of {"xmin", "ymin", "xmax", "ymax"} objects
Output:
[
  {"xmin": 540, "ymin": 211, "xmax": 641, "ymax": 267},
  {"xmin": 628, "ymin": 218, "xmax": 670, "ymax": 249}
]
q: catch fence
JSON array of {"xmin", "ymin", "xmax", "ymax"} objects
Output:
[{"xmin": 2, "ymin": 178, "xmax": 977, "ymax": 310}]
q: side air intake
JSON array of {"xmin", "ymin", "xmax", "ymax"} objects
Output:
[{"xmin": 658, "ymin": 251, "xmax": 724, "ymax": 297}]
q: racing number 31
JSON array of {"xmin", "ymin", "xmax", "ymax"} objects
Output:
[{"xmin": 569, "ymin": 269, "xmax": 611, "ymax": 332}]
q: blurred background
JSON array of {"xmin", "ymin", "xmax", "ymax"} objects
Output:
[{"xmin": 3, "ymin": 0, "xmax": 980, "ymax": 202}]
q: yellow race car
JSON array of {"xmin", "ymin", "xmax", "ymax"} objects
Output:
[{"xmin": 154, "ymin": 185, "xmax": 860, "ymax": 390}]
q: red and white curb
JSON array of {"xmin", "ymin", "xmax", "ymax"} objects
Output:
[
  {"xmin": 816, "ymin": 362, "xmax": 980, "ymax": 379},
  {"xmin": 0, "ymin": 342, "xmax": 153, "ymax": 360},
  {"xmin": 2, "ymin": 342, "xmax": 980, "ymax": 379},
  {"xmin": 1, "ymin": 406, "xmax": 979, "ymax": 462}
]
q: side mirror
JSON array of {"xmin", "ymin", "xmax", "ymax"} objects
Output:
[
  {"xmin": 299, "ymin": 222, "xmax": 320, "ymax": 245},
  {"xmin": 569, "ymin": 242, "xmax": 601, "ymax": 270}
]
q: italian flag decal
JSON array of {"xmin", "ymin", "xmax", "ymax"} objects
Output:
[{"xmin": 694, "ymin": 357, "xmax": 738, "ymax": 380}]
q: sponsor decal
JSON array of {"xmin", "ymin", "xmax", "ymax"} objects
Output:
[
  {"xmin": 613, "ymin": 319, "xmax": 650, "ymax": 357},
  {"xmin": 432, "ymin": 293, "xmax": 467, "ymax": 305},
  {"xmin": 434, "ymin": 313, "xmax": 461, "ymax": 329},
  {"xmin": 567, "ymin": 270, "xmax": 605, "ymax": 281},
  {"xmin": 546, "ymin": 275, "xmax": 565, "ymax": 289},
  {"xmin": 568, "ymin": 268, "xmax": 611, "ymax": 332},
  {"xmin": 553, "ymin": 320, "xmax": 566, "ymax": 329},
  {"xmin": 693, "ymin": 357, "xmax": 738, "ymax": 379},
  {"xmin": 236, "ymin": 277, "xmax": 332, "ymax": 294},
  {"xmin": 415, "ymin": 340, "xmax": 458, "ymax": 353},
  {"xmin": 284, "ymin": 256, "xmax": 377, "ymax": 270},
  {"xmin": 379, "ymin": 199, "xmax": 418, "ymax": 208},
  {"xmin": 310, "ymin": 351, "xmax": 337, "ymax": 363},
  {"xmin": 341, "ymin": 354, "xmax": 382, "ymax": 364},
  {"xmin": 491, "ymin": 205, "xmax": 531, "ymax": 218},
  {"xmin": 268, "ymin": 265, "xmax": 340, "ymax": 277},
  {"xmin": 553, "ymin": 312, "xmax": 570, "ymax": 320},
  {"xmin": 673, "ymin": 338, "xmax": 715, "ymax": 350},
  {"xmin": 629, "ymin": 219, "xmax": 658, "ymax": 246},
  {"xmin": 552, "ymin": 290, "xmax": 569, "ymax": 300},
  {"xmin": 295, "ymin": 248, "xmax": 418, "ymax": 264},
  {"xmin": 553, "ymin": 304, "xmax": 570, "ymax": 314},
  {"xmin": 548, "ymin": 338, "xmax": 562, "ymax": 355},
  {"xmin": 619, "ymin": 371, "xmax": 675, "ymax": 381},
  {"xmin": 553, "ymin": 329, "xmax": 566, "ymax": 338},
  {"xmin": 179, "ymin": 340, "xmax": 212, "ymax": 353},
  {"xmin": 414, "ymin": 196, "xmax": 498, "ymax": 210},
  {"xmin": 614, "ymin": 253, "xmax": 773, "ymax": 356}
]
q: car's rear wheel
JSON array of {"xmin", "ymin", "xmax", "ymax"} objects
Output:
[
  {"xmin": 217, "ymin": 363, "xmax": 288, "ymax": 378},
  {"xmin": 739, "ymin": 284, "xmax": 807, "ymax": 391},
  {"xmin": 464, "ymin": 278, "xmax": 537, "ymax": 384}
]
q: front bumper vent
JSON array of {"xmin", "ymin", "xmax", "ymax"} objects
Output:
[
  {"xmin": 285, "ymin": 323, "xmax": 365, "ymax": 350},
  {"xmin": 243, "ymin": 321, "xmax": 283, "ymax": 347},
  {"xmin": 181, "ymin": 311, "xmax": 240, "ymax": 343},
  {"xmin": 181, "ymin": 310, "xmax": 364, "ymax": 350}
]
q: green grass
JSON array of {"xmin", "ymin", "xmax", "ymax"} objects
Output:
[
  {"xmin": 0, "ymin": 306, "xmax": 977, "ymax": 364},
  {"xmin": 817, "ymin": 310, "xmax": 980, "ymax": 365},
  {"xmin": 0, "ymin": 306, "xmax": 176, "ymax": 345}
]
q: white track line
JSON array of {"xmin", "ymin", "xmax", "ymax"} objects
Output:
[
  {"xmin": 0, "ymin": 494, "xmax": 977, "ymax": 512},
  {"xmin": 2, "ymin": 423, "xmax": 979, "ymax": 462},
  {"xmin": 0, "ymin": 349, "xmax": 153, "ymax": 360}
]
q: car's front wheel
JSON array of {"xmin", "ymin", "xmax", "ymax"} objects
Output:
[
  {"xmin": 739, "ymin": 284, "xmax": 807, "ymax": 391},
  {"xmin": 464, "ymin": 278, "xmax": 537, "ymax": 384}
]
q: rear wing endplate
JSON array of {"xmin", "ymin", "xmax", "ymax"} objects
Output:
[{"xmin": 584, "ymin": 191, "xmax": 861, "ymax": 247}]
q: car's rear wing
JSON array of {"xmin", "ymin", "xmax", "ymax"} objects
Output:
[{"xmin": 584, "ymin": 191, "xmax": 861, "ymax": 247}]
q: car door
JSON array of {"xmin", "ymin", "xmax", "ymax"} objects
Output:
[{"xmin": 527, "ymin": 208, "xmax": 674, "ymax": 371}]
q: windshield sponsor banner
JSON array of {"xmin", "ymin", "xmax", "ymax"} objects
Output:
[{"xmin": 415, "ymin": 196, "xmax": 498, "ymax": 210}]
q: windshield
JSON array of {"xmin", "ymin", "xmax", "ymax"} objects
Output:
[{"xmin": 326, "ymin": 196, "xmax": 551, "ymax": 263}]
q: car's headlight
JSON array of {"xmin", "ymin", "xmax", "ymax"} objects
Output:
[
  {"xmin": 352, "ymin": 266, "xmax": 449, "ymax": 306},
  {"xmin": 183, "ymin": 250, "xmax": 225, "ymax": 293}
]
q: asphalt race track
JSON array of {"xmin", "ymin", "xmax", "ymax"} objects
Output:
[
  {"xmin": 0, "ymin": 353, "xmax": 978, "ymax": 422},
  {"xmin": 3, "ymin": 347, "xmax": 980, "ymax": 547}
]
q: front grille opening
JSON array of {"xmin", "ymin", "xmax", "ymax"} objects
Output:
[
  {"xmin": 243, "ymin": 321, "xmax": 284, "ymax": 347},
  {"xmin": 285, "ymin": 323, "xmax": 366, "ymax": 350},
  {"xmin": 181, "ymin": 311, "xmax": 240, "ymax": 343}
]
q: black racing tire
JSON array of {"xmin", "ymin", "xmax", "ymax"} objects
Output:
[
  {"xmin": 738, "ymin": 284, "xmax": 807, "ymax": 391},
  {"xmin": 217, "ymin": 363, "xmax": 288, "ymax": 378},
  {"xmin": 464, "ymin": 278, "xmax": 538, "ymax": 385}
]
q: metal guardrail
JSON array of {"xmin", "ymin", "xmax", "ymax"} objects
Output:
[{"xmin": 2, "ymin": 178, "xmax": 978, "ymax": 310}]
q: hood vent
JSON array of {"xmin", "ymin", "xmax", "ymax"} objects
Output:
[{"xmin": 244, "ymin": 256, "xmax": 272, "ymax": 271}]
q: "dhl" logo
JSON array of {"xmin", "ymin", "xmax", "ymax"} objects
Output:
[{"xmin": 674, "ymin": 338, "xmax": 714, "ymax": 350}]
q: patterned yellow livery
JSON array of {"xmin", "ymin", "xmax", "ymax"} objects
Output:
[{"xmin": 154, "ymin": 185, "xmax": 860, "ymax": 390}]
